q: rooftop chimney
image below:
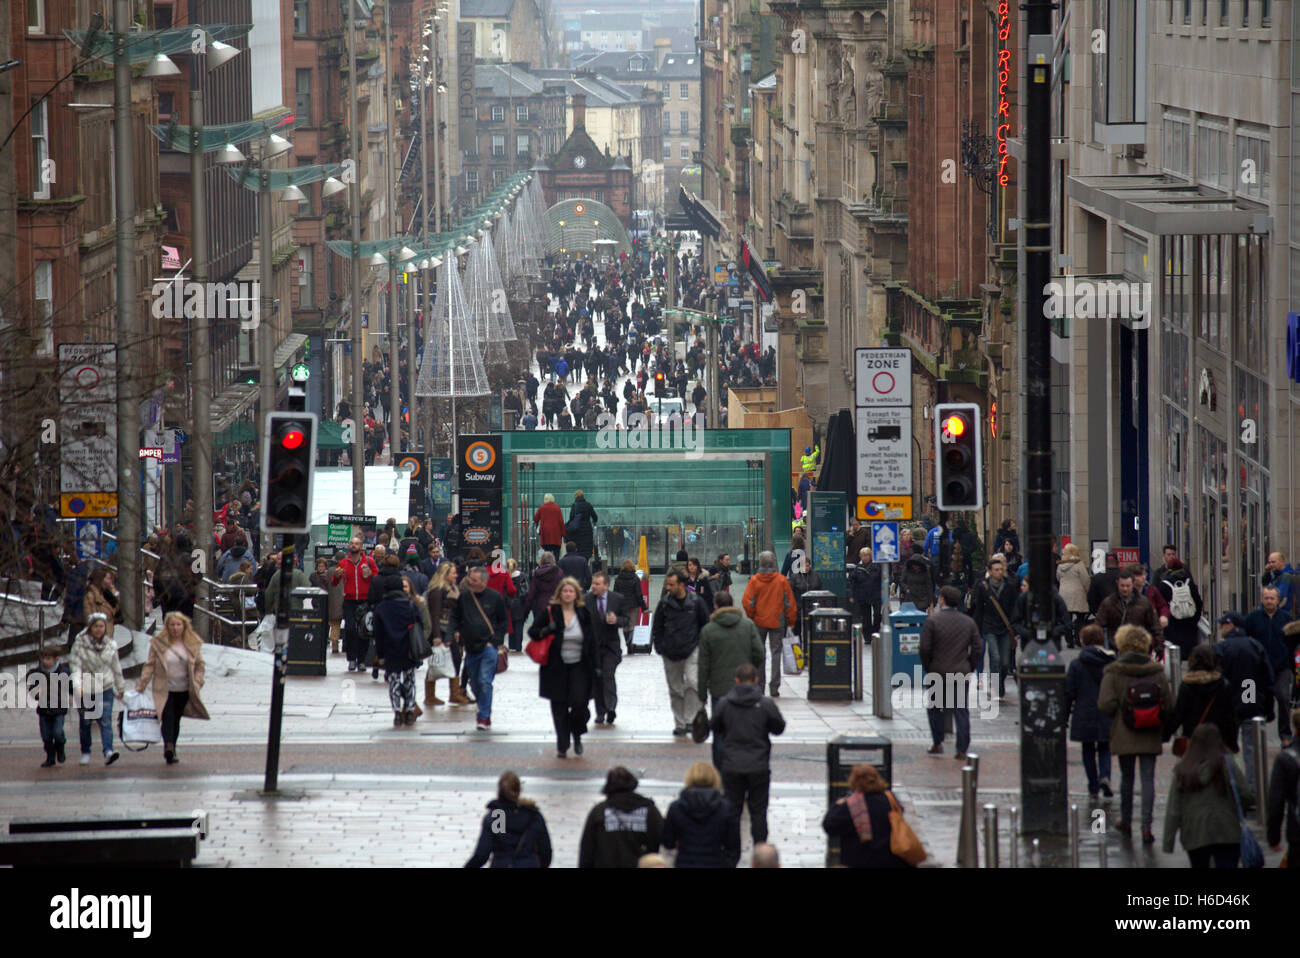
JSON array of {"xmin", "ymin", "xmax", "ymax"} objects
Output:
[{"xmin": 571, "ymin": 92, "xmax": 587, "ymax": 129}]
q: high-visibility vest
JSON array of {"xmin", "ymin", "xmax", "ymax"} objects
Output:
[{"xmin": 800, "ymin": 446, "xmax": 820, "ymax": 473}]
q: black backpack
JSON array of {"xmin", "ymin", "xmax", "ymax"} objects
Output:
[{"xmin": 1122, "ymin": 677, "xmax": 1165, "ymax": 731}]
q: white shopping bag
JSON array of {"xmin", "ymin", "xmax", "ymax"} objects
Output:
[
  {"xmin": 121, "ymin": 689, "xmax": 163, "ymax": 746},
  {"xmin": 782, "ymin": 633, "xmax": 800, "ymax": 675},
  {"xmin": 251, "ymin": 614, "xmax": 277, "ymax": 652},
  {"xmin": 429, "ymin": 642, "xmax": 456, "ymax": 678}
]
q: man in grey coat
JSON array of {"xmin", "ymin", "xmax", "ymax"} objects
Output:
[
  {"xmin": 920, "ymin": 586, "xmax": 983, "ymax": 760},
  {"xmin": 711, "ymin": 663, "xmax": 785, "ymax": 848}
]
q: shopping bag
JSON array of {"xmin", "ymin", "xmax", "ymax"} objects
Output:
[
  {"xmin": 429, "ymin": 642, "xmax": 456, "ymax": 678},
  {"xmin": 782, "ymin": 632, "xmax": 801, "ymax": 675},
  {"xmin": 120, "ymin": 689, "xmax": 163, "ymax": 748}
]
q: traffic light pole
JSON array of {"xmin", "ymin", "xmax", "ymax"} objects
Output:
[{"xmin": 1018, "ymin": 0, "xmax": 1068, "ymax": 835}]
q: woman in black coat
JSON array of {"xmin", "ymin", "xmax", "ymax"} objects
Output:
[
  {"xmin": 661, "ymin": 762, "xmax": 739, "ymax": 868},
  {"xmin": 528, "ymin": 554, "xmax": 563, "ymax": 631},
  {"xmin": 1064, "ymin": 623, "xmax": 1115, "ymax": 798},
  {"xmin": 1166, "ymin": 645, "xmax": 1239, "ymax": 752},
  {"xmin": 684, "ymin": 557, "xmax": 714, "ymax": 612},
  {"xmin": 822, "ymin": 764, "xmax": 910, "ymax": 868},
  {"xmin": 1156, "ymin": 560, "xmax": 1205, "ymax": 658},
  {"xmin": 612, "ymin": 560, "xmax": 647, "ymax": 653},
  {"xmin": 536, "ymin": 577, "xmax": 599, "ymax": 759},
  {"xmin": 568, "ymin": 491, "xmax": 598, "ymax": 559},
  {"xmin": 372, "ymin": 571, "xmax": 418, "ymax": 726},
  {"xmin": 465, "ymin": 772, "xmax": 553, "ymax": 868}
]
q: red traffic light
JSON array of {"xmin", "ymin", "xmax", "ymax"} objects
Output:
[
  {"xmin": 942, "ymin": 415, "xmax": 967, "ymax": 438},
  {"xmin": 280, "ymin": 429, "xmax": 305, "ymax": 450}
]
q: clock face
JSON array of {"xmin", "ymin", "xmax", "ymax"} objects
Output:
[{"xmin": 573, "ymin": 155, "xmax": 586, "ymax": 169}]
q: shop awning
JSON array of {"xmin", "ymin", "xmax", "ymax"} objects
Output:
[
  {"xmin": 1066, "ymin": 174, "xmax": 1270, "ymax": 235},
  {"xmin": 209, "ymin": 383, "xmax": 259, "ymax": 435}
]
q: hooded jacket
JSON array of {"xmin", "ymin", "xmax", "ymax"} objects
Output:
[
  {"xmin": 741, "ymin": 570, "xmax": 797, "ymax": 631},
  {"xmin": 698, "ymin": 607, "xmax": 766, "ymax": 702},
  {"xmin": 1166, "ymin": 669, "xmax": 1238, "ymax": 751},
  {"xmin": 216, "ymin": 545, "xmax": 249, "ymax": 582},
  {"xmin": 528, "ymin": 563, "xmax": 563, "ymax": 628},
  {"xmin": 1056, "ymin": 558, "xmax": 1091, "ymax": 614},
  {"xmin": 711, "ymin": 682, "xmax": 786, "ymax": 774},
  {"xmin": 568, "ymin": 497, "xmax": 598, "ymax": 557},
  {"xmin": 1214, "ymin": 630, "xmax": 1274, "ymax": 719},
  {"xmin": 900, "ymin": 556, "xmax": 934, "ymax": 610},
  {"xmin": 68, "ymin": 625, "xmax": 126, "ymax": 699},
  {"xmin": 612, "ymin": 569, "xmax": 646, "ymax": 619},
  {"xmin": 1162, "ymin": 758, "xmax": 1252, "ymax": 855},
  {"xmin": 1096, "ymin": 652, "xmax": 1173, "ymax": 755},
  {"xmin": 661, "ymin": 786, "xmax": 740, "ymax": 868},
  {"xmin": 465, "ymin": 799, "xmax": 553, "ymax": 868},
  {"xmin": 578, "ymin": 791, "xmax": 665, "ymax": 868},
  {"xmin": 651, "ymin": 589, "xmax": 710, "ymax": 661},
  {"xmin": 372, "ymin": 594, "xmax": 418, "ymax": 673},
  {"xmin": 1065, "ymin": 645, "xmax": 1115, "ymax": 742}
]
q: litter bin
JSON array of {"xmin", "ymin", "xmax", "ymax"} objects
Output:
[
  {"xmin": 799, "ymin": 589, "xmax": 838, "ymax": 642},
  {"xmin": 889, "ymin": 602, "xmax": 929, "ymax": 697},
  {"xmin": 286, "ymin": 587, "xmax": 328, "ymax": 676},
  {"xmin": 807, "ymin": 607, "xmax": 854, "ymax": 701},
  {"xmin": 826, "ymin": 735, "xmax": 893, "ymax": 866}
]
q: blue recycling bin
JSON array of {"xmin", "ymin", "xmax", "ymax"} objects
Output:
[{"xmin": 889, "ymin": 602, "xmax": 929, "ymax": 691}]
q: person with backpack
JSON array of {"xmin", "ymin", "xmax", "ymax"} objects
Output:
[
  {"xmin": 1266, "ymin": 709, "xmax": 1300, "ymax": 861},
  {"xmin": 1157, "ymin": 558, "xmax": 1204, "ymax": 659},
  {"xmin": 1065, "ymin": 624, "xmax": 1115, "ymax": 799},
  {"xmin": 1097, "ymin": 624, "xmax": 1174, "ymax": 843},
  {"xmin": 465, "ymin": 771, "xmax": 553, "ymax": 868},
  {"xmin": 1162, "ymin": 723, "xmax": 1253, "ymax": 867},
  {"xmin": 1214, "ymin": 610, "xmax": 1275, "ymax": 795}
]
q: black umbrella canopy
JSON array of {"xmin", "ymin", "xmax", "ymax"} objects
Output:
[{"xmin": 816, "ymin": 409, "xmax": 857, "ymax": 497}]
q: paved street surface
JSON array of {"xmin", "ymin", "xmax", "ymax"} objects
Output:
[{"xmin": 2, "ymin": 622, "xmax": 1283, "ymax": 867}]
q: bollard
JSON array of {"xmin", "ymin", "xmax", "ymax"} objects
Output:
[
  {"xmin": 1099, "ymin": 831, "xmax": 1108, "ymax": 868},
  {"xmin": 853, "ymin": 625, "xmax": 864, "ymax": 702},
  {"xmin": 982, "ymin": 803, "xmax": 999, "ymax": 868},
  {"xmin": 959, "ymin": 765, "xmax": 979, "ymax": 867},
  {"xmin": 967, "ymin": 753, "xmax": 980, "ymax": 791},
  {"xmin": 872, "ymin": 629, "xmax": 892, "ymax": 719},
  {"xmin": 1253, "ymin": 716, "xmax": 1268, "ymax": 828},
  {"xmin": 1008, "ymin": 806, "xmax": 1019, "ymax": 868},
  {"xmin": 1030, "ymin": 836, "xmax": 1041, "ymax": 868},
  {"xmin": 1165, "ymin": 644, "xmax": 1182, "ymax": 700},
  {"xmin": 1068, "ymin": 803, "xmax": 1080, "ymax": 868}
]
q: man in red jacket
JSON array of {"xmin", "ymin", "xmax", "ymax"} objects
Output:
[
  {"xmin": 533, "ymin": 493, "xmax": 566, "ymax": 556},
  {"xmin": 338, "ymin": 536, "xmax": 378, "ymax": 672}
]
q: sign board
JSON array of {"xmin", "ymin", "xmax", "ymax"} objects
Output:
[
  {"xmin": 327, "ymin": 512, "xmax": 376, "ymax": 545},
  {"xmin": 854, "ymin": 348, "xmax": 912, "ymax": 408},
  {"xmin": 1114, "ymin": 547, "xmax": 1141, "ymax": 566},
  {"xmin": 809, "ymin": 491, "xmax": 846, "ymax": 599},
  {"xmin": 428, "ymin": 457, "xmax": 453, "ymax": 517},
  {"xmin": 856, "ymin": 496, "xmax": 913, "ymax": 521},
  {"xmin": 713, "ymin": 265, "xmax": 728, "ymax": 286},
  {"xmin": 457, "ymin": 434, "xmax": 502, "ymax": 491},
  {"xmin": 727, "ymin": 297, "xmax": 741, "ymax": 308},
  {"xmin": 59, "ymin": 343, "xmax": 118, "ymax": 517},
  {"xmin": 395, "ymin": 453, "xmax": 427, "ymax": 519},
  {"xmin": 855, "ymin": 407, "xmax": 911, "ymax": 497},
  {"xmin": 75, "ymin": 519, "xmax": 103, "ymax": 560},
  {"xmin": 460, "ymin": 493, "xmax": 503, "ymax": 552},
  {"xmin": 871, "ymin": 521, "xmax": 900, "ymax": 563},
  {"xmin": 138, "ymin": 447, "xmax": 163, "ymax": 460},
  {"xmin": 144, "ymin": 427, "xmax": 183, "ymax": 465}
]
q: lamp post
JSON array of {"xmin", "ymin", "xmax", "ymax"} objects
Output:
[{"xmin": 349, "ymin": 0, "xmax": 365, "ymax": 513}]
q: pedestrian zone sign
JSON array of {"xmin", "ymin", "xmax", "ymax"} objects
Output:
[{"xmin": 871, "ymin": 522, "xmax": 899, "ymax": 563}]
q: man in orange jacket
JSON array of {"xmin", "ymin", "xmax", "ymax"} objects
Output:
[{"xmin": 742, "ymin": 551, "xmax": 798, "ymax": 697}]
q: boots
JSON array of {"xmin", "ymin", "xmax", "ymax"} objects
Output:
[
  {"xmin": 449, "ymin": 677, "xmax": 471, "ymax": 705},
  {"xmin": 424, "ymin": 678, "xmax": 444, "ymax": 706}
]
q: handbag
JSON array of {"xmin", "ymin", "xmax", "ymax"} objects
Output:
[
  {"xmin": 1172, "ymin": 692, "xmax": 1218, "ymax": 757},
  {"xmin": 885, "ymin": 791, "xmax": 927, "ymax": 866},
  {"xmin": 690, "ymin": 707, "xmax": 711, "ymax": 743},
  {"xmin": 408, "ymin": 606, "xmax": 432, "ymax": 661},
  {"xmin": 1225, "ymin": 755, "xmax": 1264, "ymax": 869},
  {"xmin": 429, "ymin": 642, "xmax": 456, "ymax": 678}
]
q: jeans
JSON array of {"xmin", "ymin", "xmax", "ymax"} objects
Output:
[
  {"xmin": 722, "ymin": 770, "xmax": 772, "ymax": 844},
  {"xmin": 464, "ymin": 645, "xmax": 498, "ymax": 722},
  {"xmin": 662, "ymin": 648, "xmax": 701, "ymax": 730},
  {"xmin": 78, "ymin": 690, "xmax": 115, "ymax": 756},
  {"xmin": 926, "ymin": 705, "xmax": 971, "ymax": 754},
  {"xmin": 161, "ymin": 690, "xmax": 189, "ymax": 748},
  {"xmin": 1118, "ymin": 753, "xmax": 1157, "ymax": 829},
  {"xmin": 1275, "ymin": 670, "xmax": 1293, "ymax": 740},
  {"xmin": 758, "ymin": 626, "xmax": 784, "ymax": 693},
  {"xmin": 1187, "ymin": 843, "xmax": 1240, "ymax": 868},
  {"xmin": 983, "ymin": 631, "xmax": 1011, "ymax": 686},
  {"xmin": 39, "ymin": 713, "xmax": 66, "ymax": 751},
  {"xmin": 1081, "ymin": 740, "xmax": 1112, "ymax": 794}
]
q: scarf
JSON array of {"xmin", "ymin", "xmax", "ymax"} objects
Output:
[{"xmin": 846, "ymin": 792, "xmax": 873, "ymax": 843}]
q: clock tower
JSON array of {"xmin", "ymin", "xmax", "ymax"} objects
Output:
[{"xmin": 534, "ymin": 92, "xmax": 634, "ymax": 226}]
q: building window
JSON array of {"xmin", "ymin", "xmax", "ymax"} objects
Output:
[
  {"xmin": 1242, "ymin": 0, "xmax": 1250, "ymax": 24},
  {"xmin": 294, "ymin": 0, "xmax": 309, "ymax": 35},
  {"xmin": 1235, "ymin": 126, "xmax": 1270, "ymax": 200},
  {"xmin": 663, "ymin": 111, "xmax": 672, "ymax": 134},
  {"xmin": 662, "ymin": 81, "xmax": 670, "ymax": 96},
  {"xmin": 491, "ymin": 105, "xmax": 505, "ymax": 122},
  {"xmin": 1196, "ymin": 117, "xmax": 1230, "ymax": 190},
  {"xmin": 155, "ymin": 3, "xmax": 173, "ymax": 28},
  {"xmin": 30, "ymin": 100, "xmax": 49, "ymax": 200},
  {"xmin": 493, "ymin": 168, "xmax": 503, "ymax": 184},
  {"xmin": 516, "ymin": 133, "xmax": 529, "ymax": 156},
  {"xmin": 1219, "ymin": 0, "xmax": 1228, "ymax": 24},
  {"xmin": 679, "ymin": 111, "xmax": 689, "ymax": 134},
  {"xmin": 1200, "ymin": 0, "xmax": 1207, "ymax": 22},
  {"xmin": 1162, "ymin": 109, "xmax": 1189, "ymax": 176},
  {"xmin": 630, "ymin": 58, "xmax": 644, "ymax": 72},
  {"xmin": 680, "ymin": 83, "xmax": 689, "ymax": 99},
  {"xmin": 466, "ymin": 169, "xmax": 479, "ymax": 193},
  {"xmin": 157, "ymin": 91, "xmax": 175, "ymax": 123},
  {"xmin": 1182, "ymin": 0, "xmax": 1190, "ymax": 22},
  {"xmin": 298, "ymin": 246, "xmax": 313, "ymax": 309},
  {"xmin": 27, "ymin": 0, "xmax": 43, "ymax": 32},
  {"xmin": 516, "ymin": 105, "xmax": 529, "ymax": 122},
  {"xmin": 680, "ymin": 143, "xmax": 690, "ymax": 159},
  {"xmin": 1092, "ymin": 0, "xmax": 1147, "ymax": 138},
  {"xmin": 491, "ymin": 135, "xmax": 505, "ymax": 156},
  {"xmin": 1262, "ymin": 0, "xmax": 1271, "ymax": 24},
  {"xmin": 664, "ymin": 141, "xmax": 672, "ymax": 159},
  {"xmin": 34, "ymin": 261, "xmax": 53, "ymax": 355},
  {"xmin": 296, "ymin": 70, "xmax": 312, "ymax": 126}
]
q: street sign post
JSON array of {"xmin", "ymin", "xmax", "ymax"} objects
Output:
[{"xmin": 854, "ymin": 348, "xmax": 913, "ymax": 508}]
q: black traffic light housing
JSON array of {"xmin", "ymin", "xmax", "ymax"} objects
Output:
[
  {"xmin": 933, "ymin": 402, "xmax": 983, "ymax": 511},
  {"xmin": 653, "ymin": 369, "xmax": 666, "ymax": 394},
  {"xmin": 260, "ymin": 411, "xmax": 318, "ymax": 534}
]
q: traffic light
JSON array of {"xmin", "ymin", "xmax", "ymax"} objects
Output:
[
  {"xmin": 653, "ymin": 370, "xmax": 666, "ymax": 394},
  {"xmin": 260, "ymin": 411, "xmax": 318, "ymax": 533},
  {"xmin": 933, "ymin": 402, "xmax": 983, "ymax": 511}
]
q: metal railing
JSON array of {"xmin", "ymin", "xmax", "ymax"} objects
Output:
[
  {"xmin": 0, "ymin": 590, "xmax": 61, "ymax": 652},
  {"xmin": 193, "ymin": 577, "xmax": 260, "ymax": 646}
]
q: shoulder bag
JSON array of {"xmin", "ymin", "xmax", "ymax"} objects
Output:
[
  {"xmin": 884, "ymin": 791, "xmax": 927, "ymax": 866},
  {"xmin": 408, "ymin": 600, "xmax": 432, "ymax": 662},
  {"xmin": 1172, "ymin": 692, "xmax": 1217, "ymax": 757},
  {"xmin": 1225, "ymin": 755, "xmax": 1265, "ymax": 868},
  {"xmin": 469, "ymin": 590, "xmax": 508, "ymax": 673}
]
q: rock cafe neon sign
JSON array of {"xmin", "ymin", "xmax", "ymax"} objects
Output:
[{"xmin": 996, "ymin": 0, "xmax": 1012, "ymax": 188}]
